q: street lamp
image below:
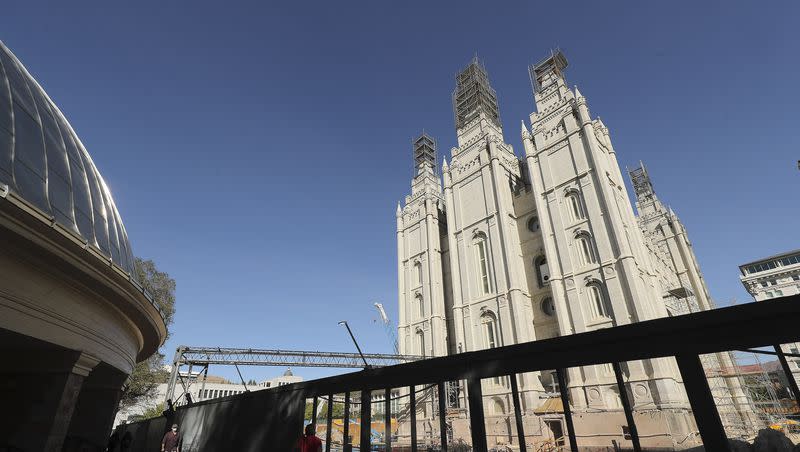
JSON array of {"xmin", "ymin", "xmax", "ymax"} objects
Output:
[{"xmin": 338, "ymin": 320, "xmax": 370, "ymax": 369}]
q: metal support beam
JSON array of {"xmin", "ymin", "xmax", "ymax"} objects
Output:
[
  {"xmin": 676, "ymin": 354, "xmax": 730, "ymax": 452},
  {"xmin": 164, "ymin": 346, "xmax": 422, "ymax": 405},
  {"xmin": 773, "ymin": 344, "xmax": 800, "ymax": 410},
  {"xmin": 409, "ymin": 385, "xmax": 417, "ymax": 452},
  {"xmin": 343, "ymin": 392, "xmax": 350, "ymax": 450},
  {"xmin": 509, "ymin": 374, "xmax": 526, "ymax": 452},
  {"xmin": 198, "ymin": 365, "xmax": 209, "ymax": 401},
  {"xmin": 359, "ymin": 389, "xmax": 370, "ymax": 451},
  {"xmin": 325, "ymin": 394, "xmax": 333, "ymax": 452},
  {"xmin": 467, "ymin": 377, "xmax": 487, "ymax": 452},
  {"xmin": 612, "ymin": 362, "xmax": 641, "ymax": 452},
  {"xmin": 384, "ymin": 388, "xmax": 391, "ymax": 450},
  {"xmin": 312, "ymin": 396, "xmax": 318, "ymax": 427},
  {"xmin": 556, "ymin": 368, "xmax": 578, "ymax": 452},
  {"xmin": 437, "ymin": 382, "xmax": 448, "ymax": 451}
]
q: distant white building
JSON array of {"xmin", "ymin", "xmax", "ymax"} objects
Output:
[
  {"xmin": 114, "ymin": 369, "xmax": 302, "ymax": 427},
  {"xmin": 740, "ymin": 249, "xmax": 800, "ymax": 301},
  {"xmin": 739, "ymin": 250, "xmax": 800, "ymax": 380}
]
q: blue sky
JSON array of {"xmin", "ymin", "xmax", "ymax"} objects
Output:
[{"xmin": 2, "ymin": 2, "xmax": 798, "ymax": 382}]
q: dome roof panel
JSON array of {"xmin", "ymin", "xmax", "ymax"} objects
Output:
[{"xmin": 0, "ymin": 42, "xmax": 137, "ymax": 275}]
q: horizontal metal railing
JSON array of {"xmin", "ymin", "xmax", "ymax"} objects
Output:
[
  {"xmin": 121, "ymin": 295, "xmax": 800, "ymax": 452},
  {"xmin": 286, "ymin": 295, "xmax": 800, "ymax": 452}
]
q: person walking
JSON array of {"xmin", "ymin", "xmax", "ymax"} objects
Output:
[
  {"xmin": 296, "ymin": 423, "xmax": 322, "ymax": 452},
  {"xmin": 161, "ymin": 424, "xmax": 181, "ymax": 452}
]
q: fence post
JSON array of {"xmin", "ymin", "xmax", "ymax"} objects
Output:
[
  {"xmin": 675, "ymin": 354, "xmax": 730, "ymax": 451},
  {"xmin": 467, "ymin": 377, "xmax": 487, "ymax": 452},
  {"xmin": 509, "ymin": 374, "xmax": 527, "ymax": 452}
]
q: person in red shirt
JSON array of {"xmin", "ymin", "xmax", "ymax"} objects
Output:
[
  {"xmin": 161, "ymin": 424, "xmax": 181, "ymax": 452},
  {"xmin": 296, "ymin": 423, "xmax": 322, "ymax": 452}
]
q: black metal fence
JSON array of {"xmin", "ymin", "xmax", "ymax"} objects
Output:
[{"xmin": 113, "ymin": 295, "xmax": 800, "ymax": 452}]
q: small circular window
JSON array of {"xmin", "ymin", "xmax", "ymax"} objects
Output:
[
  {"xmin": 527, "ymin": 216, "xmax": 540, "ymax": 232},
  {"xmin": 541, "ymin": 297, "xmax": 555, "ymax": 316}
]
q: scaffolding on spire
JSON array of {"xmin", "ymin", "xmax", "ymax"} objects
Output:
[
  {"xmin": 452, "ymin": 57, "xmax": 501, "ymax": 130},
  {"xmin": 628, "ymin": 162, "xmax": 655, "ymax": 200},
  {"xmin": 529, "ymin": 49, "xmax": 568, "ymax": 93},
  {"xmin": 412, "ymin": 132, "xmax": 437, "ymax": 175}
]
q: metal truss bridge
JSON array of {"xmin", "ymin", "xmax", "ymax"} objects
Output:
[{"xmin": 165, "ymin": 346, "xmax": 423, "ymax": 405}]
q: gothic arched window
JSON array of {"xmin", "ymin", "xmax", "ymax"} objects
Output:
[
  {"xmin": 474, "ymin": 233, "xmax": 492, "ymax": 295},
  {"xmin": 566, "ymin": 190, "xmax": 585, "ymax": 222},
  {"xmin": 586, "ymin": 282, "xmax": 609, "ymax": 319},
  {"xmin": 481, "ymin": 312, "xmax": 504, "ymax": 385},
  {"xmin": 415, "ymin": 329, "xmax": 426, "ymax": 357},
  {"xmin": 577, "ymin": 233, "xmax": 597, "ymax": 266},
  {"xmin": 535, "ymin": 256, "xmax": 550, "ymax": 287},
  {"xmin": 414, "ymin": 261, "xmax": 423, "ymax": 286},
  {"xmin": 480, "ymin": 312, "xmax": 499, "ymax": 349},
  {"xmin": 415, "ymin": 294, "xmax": 424, "ymax": 320}
]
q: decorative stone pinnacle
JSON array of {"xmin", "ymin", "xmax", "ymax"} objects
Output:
[{"xmin": 521, "ymin": 120, "xmax": 531, "ymax": 139}]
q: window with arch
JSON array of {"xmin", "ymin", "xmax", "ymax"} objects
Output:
[
  {"xmin": 566, "ymin": 190, "xmax": 585, "ymax": 221},
  {"xmin": 415, "ymin": 294, "xmax": 424, "ymax": 320},
  {"xmin": 414, "ymin": 261, "xmax": 423, "ymax": 286},
  {"xmin": 481, "ymin": 312, "xmax": 504, "ymax": 385},
  {"xmin": 415, "ymin": 329, "xmax": 426, "ymax": 357},
  {"xmin": 577, "ymin": 233, "xmax": 597, "ymax": 266},
  {"xmin": 492, "ymin": 398, "xmax": 505, "ymax": 415},
  {"xmin": 540, "ymin": 297, "xmax": 555, "ymax": 316},
  {"xmin": 535, "ymin": 256, "xmax": 550, "ymax": 287},
  {"xmin": 586, "ymin": 282, "xmax": 609, "ymax": 319},
  {"xmin": 527, "ymin": 216, "xmax": 540, "ymax": 233},
  {"xmin": 480, "ymin": 313, "xmax": 499, "ymax": 349},
  {"xmin": 474, "ymin": 233, "xmax": 492, "ymax": 295}
]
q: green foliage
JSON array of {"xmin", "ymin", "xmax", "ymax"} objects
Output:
[
  {"xmin": 119, "ymin": 352, "xmax": 170, "ymax": 410},
  {"xmin": 130, "ymin": 402, "xmax": 166, "ymax": 421},
  {"xmin": 135, "ymin": 257, "xmax": 177, "ymax": 333},
  {"xmin": 118, "ymin": 257, "xmax": 176, "ymax": 411},
  {"xmin": 304, "ymin": 401, "xmax": 346, "ymax": 421},
  {"xmin": 315, "ymin": 401, "xmax": 345, "ymax": 420}
]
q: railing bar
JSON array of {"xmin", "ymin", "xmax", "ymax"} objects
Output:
[
  {"xmin": 509, "ymin": 374, "xmax": 527, "ymax": 452},
  {"xmin": 385, "ymin": 388, "xmax": 392, "ymax": 451},
  {"xmin": 312, "ymin": 396, "xmax": 318, "ymax": 427},
  {"xmin": 467, "ymin": 377, "xmax": 487, "ymax": 452},
  {"xmin": 325, "ymin": 393, "xmax": 333, "ymax": 452},
  {"xmin": 556, "ymin": 368, "xmax": 578, "ymax": 452},
  {"xmin": 773, "ymin": 344, "xmax": 800, "ymax": 411},
  {"xmin": 437, "ymin": 382, "xmax": 448, "ymax": 451},
  {"xmin": 612, "ymin": 362, "xmax": 641, "ymax": 452},
  {"xmin": 675, "ymin": 353, "xmax": 730, "ymax": 451},
  {"xmin": 343, "ymin": 392, "xmax": 350, "ymax": 449},
  {"xmin": 360, "ymin": 389, "xmax": 370, "ymax": 452},
  {"xmin": 409, "ymin": 385, "xmax": 417, "ymax": 452}
]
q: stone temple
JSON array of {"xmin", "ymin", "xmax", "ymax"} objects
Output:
[{"xmin": 395, "ymin": 51, "xmax": 745, "ymax": 449}]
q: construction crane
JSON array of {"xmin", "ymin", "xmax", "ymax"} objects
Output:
[{"xmin": 374, "ymin": 302, "xmax": 399, "ymax": 354}]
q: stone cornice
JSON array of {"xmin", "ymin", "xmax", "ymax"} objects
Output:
[{"xmin": 0, "ymin": 190, "xmax": 167, "ymax": 361}]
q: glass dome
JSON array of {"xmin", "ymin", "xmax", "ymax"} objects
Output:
[{"xmin": 0, "ymin": 42, "xmax": 136, "ymax": 275}]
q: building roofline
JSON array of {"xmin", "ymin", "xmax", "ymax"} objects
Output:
[{"xmin": 739, "ymin": 249, "xmax": 800, "ymax": 269}]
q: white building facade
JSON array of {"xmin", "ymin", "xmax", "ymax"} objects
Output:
[
  {"xmin": 396, "ymin": 51, "xmax": 731, "ymax": 448},
  {"xmin": 114, "ymin": 369, "xmax": 302, "ymax": 427},
  {"xmin": 740, "ymin": 250, "xmax": 800, "ymax": 301},
  {"xmin": 740, "ymin": 250, "xmax": 800, "ymax": 384}
]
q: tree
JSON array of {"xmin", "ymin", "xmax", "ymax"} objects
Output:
[
  {"xmin": 130, "ymin": 402, "xmax": 167, "ymax": 422},
  {"xmin": 118, "ymin": 257, "xmax": 176, "ymax": 411}
]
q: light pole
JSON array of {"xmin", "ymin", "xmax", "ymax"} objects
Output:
[{"xmin": 338, "ymin": 320, "xmax": 370, "ymax": 369}]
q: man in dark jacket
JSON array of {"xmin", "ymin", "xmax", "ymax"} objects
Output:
[{"xmin": 161, "ymin": 424, "xmax": 181, "ymax": 452}]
